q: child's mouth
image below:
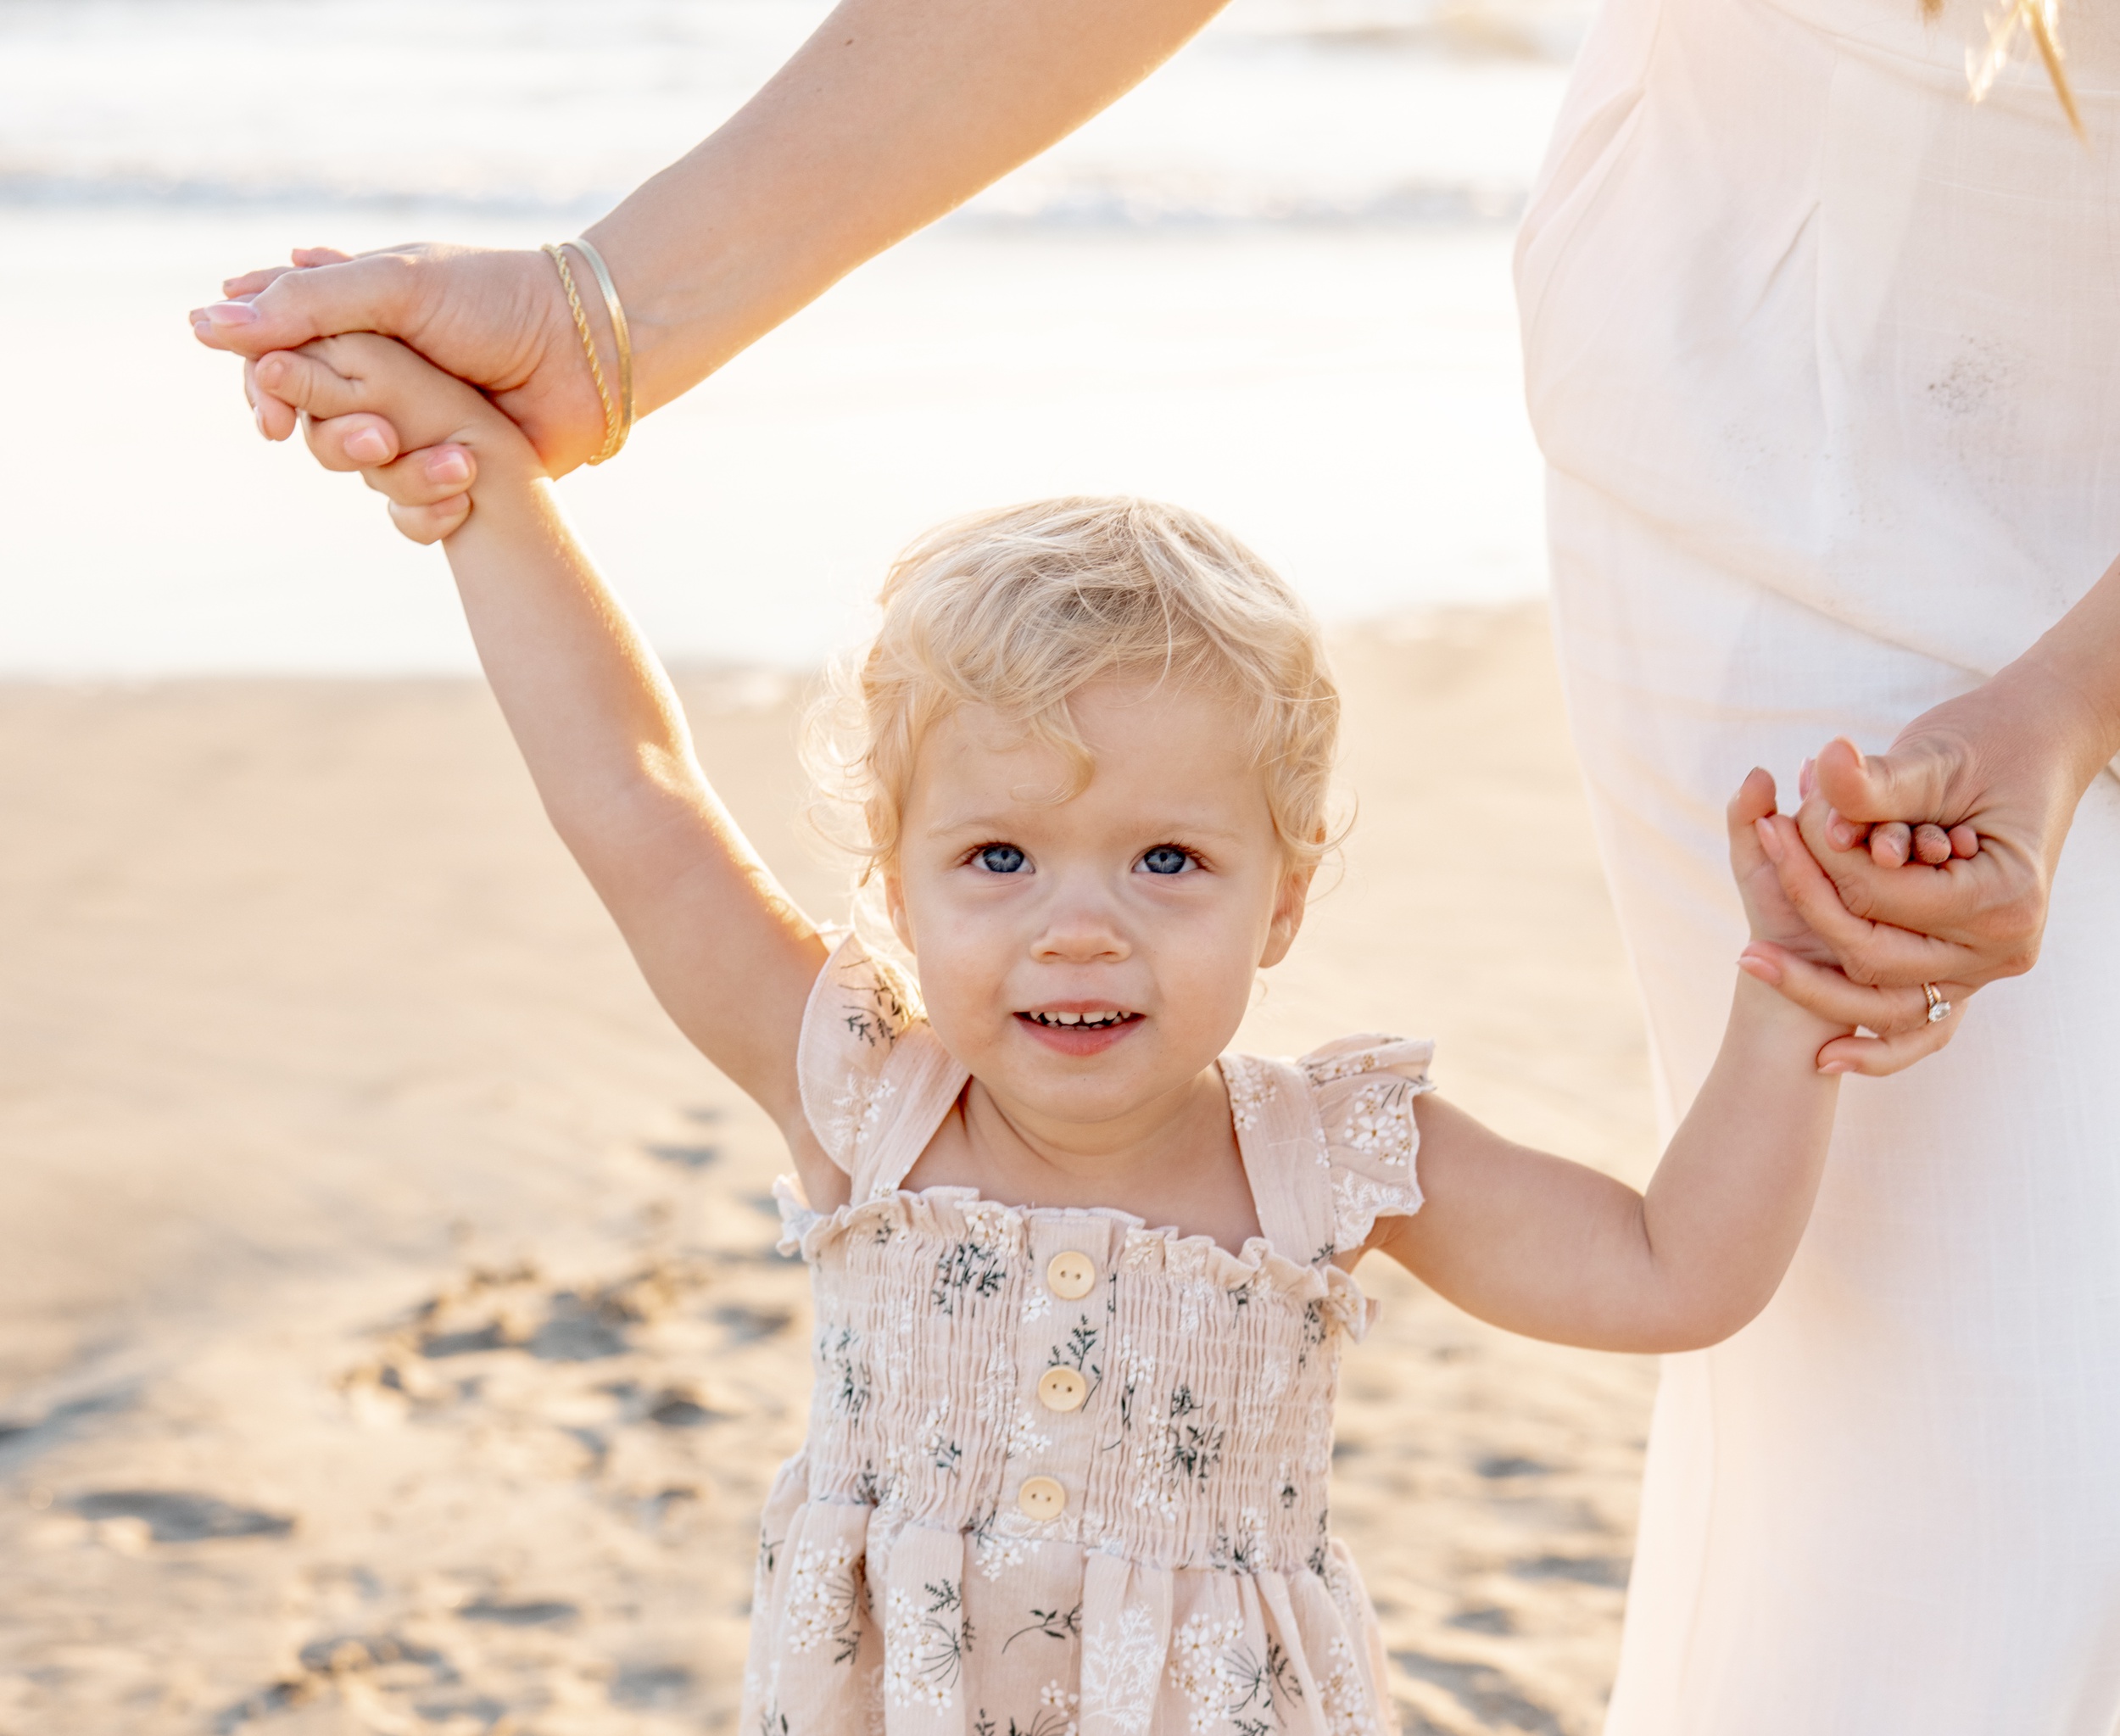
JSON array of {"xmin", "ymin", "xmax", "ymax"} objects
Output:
[{"xmin": 1016, "ymin": 1008, "xmax": 1142, "ymax": 1055}]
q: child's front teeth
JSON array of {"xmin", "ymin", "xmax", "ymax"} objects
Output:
[{"xmin": 1035, "ymin": 1011, "xmax": 1126, "ymax": 1027}]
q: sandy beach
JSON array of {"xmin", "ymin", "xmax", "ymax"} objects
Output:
[{"xmin": 0, "ymin": 605, "xmax": 1659, "ymax": 1735}]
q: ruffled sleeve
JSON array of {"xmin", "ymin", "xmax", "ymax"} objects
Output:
[
  {"xmin": 795, "ymin": 929, "xmax": 968, "ymax": 1196},
  {"xmin": 1300, "ymin": 1033, "xmax": 1437, "ymax": 1253}
]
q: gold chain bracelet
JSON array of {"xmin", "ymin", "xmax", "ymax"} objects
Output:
[
  {"xmin": 542, "ymin": 241, "xmax": 633, "ymax": 465},
  {"xmin": 568, "ymin": 237, "xmax": 633, "ymax": 444}
]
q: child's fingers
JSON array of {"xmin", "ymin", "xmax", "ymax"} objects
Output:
[
  {"xmin": 1726, "ymin": 767, "xmax": 1777, "ymax": 832},
  {"xmin": 386, "ymin": 496, "xmax": 472, "ymax": 546},
  {"xmin": 303, "ymin": 411, "xmax": 401, "ymax": 472},
  {"xmin": 1912, "ymin": 823, "xmax": 1953, "ymax": 865},
  {"xmin": 242, "ymin": 356, "xmax": 300, "ymax": 441},
  {"xmin": 1724, "ymin": 768, "xmax": 1777, "ymax": 869},
  {"xmin": 360, "ymin": 444, "xmax": 477, "ymax": 508},
  {"xmin": 252, "ymin": 346, "xmax": 374, "ymax": 421},
  {"xmin": 1868, "ymin": 821, "xmax": 1911, "ymax": 868}
]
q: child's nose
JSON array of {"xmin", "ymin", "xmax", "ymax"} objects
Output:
[{"xmin": 1029, "ymin": 897, "xmax": 1130, "ymax": 964}]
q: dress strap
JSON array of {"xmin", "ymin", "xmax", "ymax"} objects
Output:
[
  {"xmin": 795, "ymin": 930, "xmax": 969, "ymax": 1202},
  {"xmin": 1303, "ymin": 1033, "xmax": 1434, "ymax": 1256},
  {"xmin": 1225, "ymin": 1035, "xmax": 1437, "ymax": 1266},
  {"xmin": 1224, "ymin": 1053, "xmax": 1340, "ymax": 1268}
]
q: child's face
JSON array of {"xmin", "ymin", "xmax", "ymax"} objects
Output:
[{"xmin": 886, "ymin": 678, "xmax": 1311, "ymax": 1136}]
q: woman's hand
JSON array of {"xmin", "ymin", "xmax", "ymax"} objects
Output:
[{"xmin": 192, "ymin": 243, "xmax": 607, "ymax": 491}]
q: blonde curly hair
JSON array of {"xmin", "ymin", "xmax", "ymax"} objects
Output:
[{"xmin": 804, "ymin": 496, "xmax": 1344, "ymax": 889}]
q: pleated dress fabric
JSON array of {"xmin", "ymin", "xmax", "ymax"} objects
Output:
[
  {"xmin": 1517, "ymin": 0, "xmax": 2120, "ymax": 1726},
  {"xmin": 739, "ymin": 935, "xmax": 1437, "ymax": 1735}
]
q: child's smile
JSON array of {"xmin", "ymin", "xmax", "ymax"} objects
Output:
[{"xmin": 1016, "ymin": 1002, "xmax": 1144, "ymax": 1054}]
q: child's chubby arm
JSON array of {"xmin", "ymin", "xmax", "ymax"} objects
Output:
[
  {"xmin": 255, "ymin": 335, "xmax": 836, "ymax": 1187},
  {"xmin": 1368, "ymin": 769, "xmax": 1901, "ymax": 1354}
]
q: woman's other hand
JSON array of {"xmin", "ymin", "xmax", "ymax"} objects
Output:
[
  {"xmin": 1777, "ymin": 674, "xmax": 2119, "ymax": 989},
  {"xmin": 1751, "ymin": 560, "xmax": 2120, "ymax": 1069}
]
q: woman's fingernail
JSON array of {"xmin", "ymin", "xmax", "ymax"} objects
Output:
[
  {"xmin": 426, "ymin": 449, "xmax": 471, "ymax": 485},
  {"xmin": 1755, "ymin": 817, "xmax": 1785, "ymax": 862},
  {"xmin": 204, "ymin": 300, "xmax": 259, "ymax": 327},
  {"xmin": 1798, "ymin": 756, "xmax": 1816, "ymax": 799},
  {"xmin": 1819, "ymin": 1059, "xmax": 1852, "ymax": 1075},
  {"xmin": 345, "ymin": 428, "xmax": 391, "ymax": 464}
]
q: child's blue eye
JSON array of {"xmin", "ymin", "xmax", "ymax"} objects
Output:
[
  {"xmin": 1139, "ymin": 846, "xmax": 1192, "ymax": 875},
  {"xmin": 978, "ymin": 844, "xmax": 1027, "ymax": 874}
]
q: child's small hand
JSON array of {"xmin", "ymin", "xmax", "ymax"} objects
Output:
[
  {"xmin": 250, "ymin": 333, "xmax": 538, "ymax": 542},
  {"xmin": 1727, "ymin": 767, "xmax": 1973, "ymax": 1075},
  {"xmin": 1727, "ymin": 767, "xmax": 1834, "ymax": 963}
]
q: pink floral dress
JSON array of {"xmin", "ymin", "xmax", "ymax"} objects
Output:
[{"xmin": 742, "ymin": 935, "xmax": 1433, "ymax": 1735}]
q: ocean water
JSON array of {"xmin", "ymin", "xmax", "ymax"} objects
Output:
[{"xmin": 0, "ymin": 0, "xmax": 1582, "ymax": 673}]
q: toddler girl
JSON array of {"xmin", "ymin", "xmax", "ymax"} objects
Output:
[{"xmin": 254, "ymin": 332, "xmax": 1880, "ymax": 1736}]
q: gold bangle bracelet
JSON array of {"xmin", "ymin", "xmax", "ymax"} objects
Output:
[
  {"xmin": 567, "ymin": 237, "xmax": 633, "ymax": 445},
  {"xmin": 541, "ymin": 242, "xmax": 626, "ymax": 466}
]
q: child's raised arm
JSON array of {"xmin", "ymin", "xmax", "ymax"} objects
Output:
[
  {"xmin": 253, "ymin": 337, "xmax": 832, "ymax": 1175},
  {"xmin": 1371, "ymin": 771, "xmax": 1905, "ymax": 1353}
]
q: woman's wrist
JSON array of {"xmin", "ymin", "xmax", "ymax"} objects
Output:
[
  {"xmin": 580, "ymin": 208, "xmax": 748, "ymax": 418},
  {"xmin": 1994, "ymin": 556, "xmax": 2120, "ymax": 793}
]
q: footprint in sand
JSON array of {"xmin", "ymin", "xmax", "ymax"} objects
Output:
[{"xmin": 69, "ymin": 1490, "xmax": 293, "ymax": 1543}]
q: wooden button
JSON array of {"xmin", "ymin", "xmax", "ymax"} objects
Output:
[
  {"xmin": 1037, "ymin": 1366, "xmax": 1088, "ymax": 1413},
  {"xmin": 1018, "ymin": 1476, "xmax": 1068, "ymax": 1521},
  {"xmin": 1046, "ymin": 1251, "xmax": 1097, "ymax": 1300}
]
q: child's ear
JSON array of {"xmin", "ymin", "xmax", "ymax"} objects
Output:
[
  {"xmin": 1258, "ymin": 860, "xmax": 1317, "ymax": 968},
  {"xmin": 882, "ymin": 868, "xmax": 917, "ymax": 957}
]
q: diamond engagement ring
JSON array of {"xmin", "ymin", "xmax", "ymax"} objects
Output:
[{"xmin": 1923, "ymin": 982, "xmax": 1952, "ymax": 1024}]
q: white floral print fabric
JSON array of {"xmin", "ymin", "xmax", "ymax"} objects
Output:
[{"xmin": 744, "ymin": 935, "xmax": 1430, "ymax": 1733}]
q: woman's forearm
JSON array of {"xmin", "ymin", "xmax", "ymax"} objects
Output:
[
  {"xmin": 198, "ymin": 0, "xmax": 1230, "ymax": 470},
  {"xmin": 586, "ymin": 0, "xmax": 1231, "ymax": 412},
  {"xmin": 2000, "ymin": 553, "xmax": 2120, "ymax": 790}
]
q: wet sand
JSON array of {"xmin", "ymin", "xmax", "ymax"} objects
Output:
[{"xmin": 0, "ymin": 604, "xmax": 1659, "ymax": 1734}]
